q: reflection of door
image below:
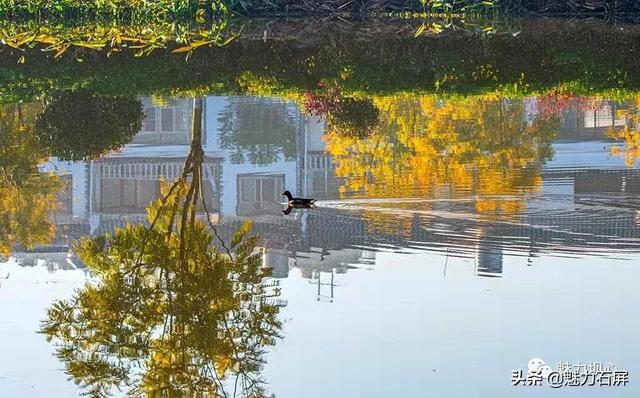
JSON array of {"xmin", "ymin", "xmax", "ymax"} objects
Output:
[{"xmin": 237, "ymin": 174, "xmax": 285, "ymax": 216}]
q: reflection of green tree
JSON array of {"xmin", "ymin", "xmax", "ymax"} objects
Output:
[
  {"xmin": 0, "ymin": 103, "xmax": 61, "ymax": 257},
  {"xmin": 218, "ymin": 98, "xmax": 298, "ymax": 165},
  {"xmin": 36, "ymin": 90, "xmax": 144, "ymax": 161},
  {"xmin": 41, "ymin": 98, "xmax": 283, "ymax": 397}
]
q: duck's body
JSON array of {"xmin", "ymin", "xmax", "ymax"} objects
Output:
[
  {"xmin": 282, "ymin": 190, "xmax": 316, "ymax": 206},
  {"xmin": 281, "ymin": 191, "xmax": 316, "ymax": 215}
]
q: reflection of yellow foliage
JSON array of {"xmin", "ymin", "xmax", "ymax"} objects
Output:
[
  {"xmin": 609, "ymin": 127, "xmax": 640, "ymax": 168},
  {"xmin": 42, "ymin": 178, "xmax": 280, "ymax": 397},
  {"xmin": 0, "ymin": 178, "xmax": 60, "ymax": 256},
  {"xmin": 608, "ymin": 96, "xmax": 640, "ymax": 168},
  {"xmin": 236, "ymin": 71, "xmax": 280, "ymax": 96},
  {"xmin": 362, "ymin": 208, "xmax": 414, "ymax": 237},
  {"xmin": 40, "ymin": 97, "xmax": 282, "ymax": 397},
  {"xmin": 0, "ymin": 103, "xmax": 61, "ymax": 256},
  {"xmin": 325, "ymin": 94, "xmax": 558, "ymax": 220}
]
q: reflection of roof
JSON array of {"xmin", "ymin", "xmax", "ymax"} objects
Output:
[
  {"xmin": 294, "ymin": 248, "xmax": 364, "ymax": 278},
  {"xmin": 12, "ymin": 251, "xmax": 86, "ymax": 271},
  {"xmin": 12, "ymin": 222, "xmax": 91, "ymax": 252},
  {"xmin": 94, "ymin": 214, "xmax": 148, "ymax": 235}
]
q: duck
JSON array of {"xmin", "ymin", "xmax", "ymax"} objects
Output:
[
  {"xmin": 282, "ymin": 190, "xmax": 316, "ymax": 206},
  {"xmin": 281, "ymin": 190, "xmax": 316, "ymax": 215}
]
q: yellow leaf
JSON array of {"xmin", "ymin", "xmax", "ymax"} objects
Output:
[{"xmin": 171, "ymin": 45, "xmax": 193, "ymax": 53}]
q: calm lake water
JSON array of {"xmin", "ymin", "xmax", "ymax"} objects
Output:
[{"xmin": 1, "ymin": 18, "xmax": 640, "ymax": 398}]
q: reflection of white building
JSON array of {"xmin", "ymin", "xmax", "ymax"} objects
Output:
[
  {"xmin": 524, "ymin": 99, "xmax": 640, "ymax": 212},
  {"xmin": 302, "ymin": 117, "xmax": 338, "ymax": 200},
  {"xmin": 136, "ymin": 97, "xmax": 193, "ymax": 145},
  {"xmin": 206, "ymin": 97, "xmax": 297, "ymax": 218},
  {"xmin": 34, "ymin": 161, "xmax": 91, "ymax": 270},
  {"xmin": 559, "ymin": 101, "xmax": 627, "ymax": 141},
  {"xmin": 524, "ymin": 97, "xmax": 628, "ymax": 139},
  {"xmin": 31, "ymin": 95, "xmax": 347, "ymax": 280},
  {"xmin": 46, "ymin": 95, "xmax": 336, "ymax": 223},
  {"xmin": 23, "ymin": 94, "xmax": 640, "ymax": 283},
  {"xmin": 205, "ymin": 96, "xmax": 331, "ymax": 218},
  {"xmin": 88, "ymin": 98, "xmax": 221, "ymax": 233}
]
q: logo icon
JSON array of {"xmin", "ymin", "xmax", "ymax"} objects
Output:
[{"xmin": 528, "ymin": 357, "xmax": 552, "ymax": 378}]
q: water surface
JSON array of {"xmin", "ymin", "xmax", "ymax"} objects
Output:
[{"xmin": 1, "ymin": 20, "xmax": 640, "ymax": 398}]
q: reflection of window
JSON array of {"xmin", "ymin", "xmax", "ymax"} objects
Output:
[
  {"xmin": 134, "ymin": 101, "xmax": 192, "ymax": 145},
  {"xmin": 142, "ymin": 108, "xmax": 156, "ymax": 132},
  {"xmin": 97, "ymin": 179, "xmax": 161, "ymax": 212},
  {"xmin": 583, "ymin": 105, "xmax": 626, "ymax": 128},
  {"xmin": 236, "ymin": 103, "xmax": 291, "ymax": 133},
  {"xmin": 237, "ymin": 174, "xmax": 285, "ymax": 217},
  {"xmin": 93, "ymin": 158, "xmax": 221, "ymax": 213},
  {"xmin": 238, "ymin": 175, "xmax": 283, "ymax": 204},
  {"xmin": 161, "ymin": 107, "xmax": 187, "ymax": 132},
  {"xmin": 56, "ymin": 175, "xmax": 74, "ymax": 215},
  {"xmin": 307, "ymin": 170, "xmax": 338, "ymax": 200},
  {"xmin": 218, "ymin": 98, "xmax": 299, "ymax": 165},
  {"xmin": 312, "ymin": 172, "xmax": 325, "ymax": 192}
]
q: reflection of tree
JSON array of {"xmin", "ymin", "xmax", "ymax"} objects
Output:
[
  {"xmin": 303, "ymin": 83, "xmax": 379, "ymax": 139},
  {"xmin": 327, "ymin": 97, "xmax": 379, "ymax": 139},
  {"xmin": 325, "ymin": 94, "xmax": 558, "ymax": 217},
  {"xmin": 41, "ymin": 98, "xmax": 283, "ymax": 398},
  {"xmin": 0, "ymin": 103, "xmax": 61, "ymax": 256},
  {"xmin": 36, "ymin": 90, "xmax": 144, "ymax": 161},
  {"xmin": 218, "ymin": 98, "xmax": 298, "ymax": 165}
]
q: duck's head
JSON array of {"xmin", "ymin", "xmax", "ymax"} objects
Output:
[{"xmin": 282, "ymin": 190, "xmax": 293, "ymax": 200}]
